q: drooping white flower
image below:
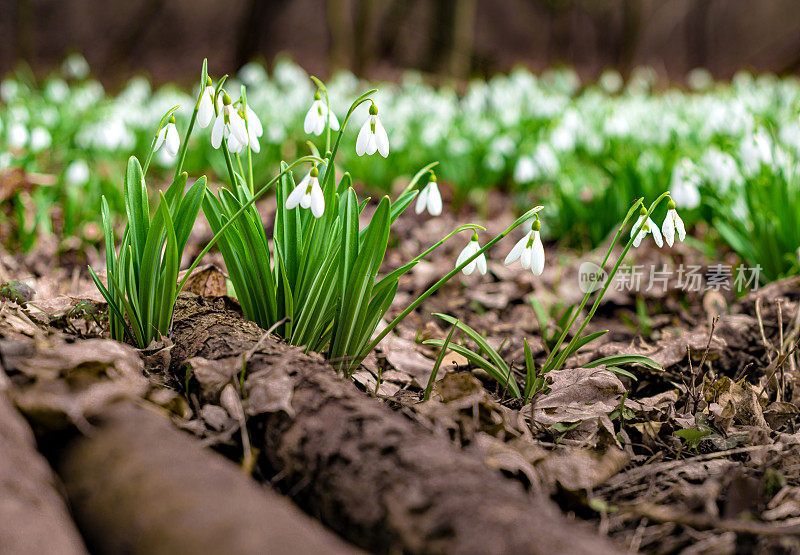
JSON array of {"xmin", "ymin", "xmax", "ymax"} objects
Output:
[
  {"xmin": 669, "ymin": 159, "xmax": 701, "ymax": 209},
  {"xmin": 8, "ymin": 123, "xmax": 28, "ymax": 149},
  {"xmin": 65, "ymin": 159, "xmax": 90, "ymax": 185},
  {"xmin": 29, "ymin": 127, "xmax": 52, "ymax": 152},
  {"xmin": 355, "ymin": 102, "xmax": 389, "ymax": 158},
  {"xmin": 154, "ymin": 116, "xmax": 180, "ymax": 157},
  {"xmin": 197, "ymin": 78, "xmax": 216, "ymax": 128},
  {"xmin": 244, "ymin": 104, "xmax": 263, "ymax": 154},
  {"xmin": 456, "ymin": 233, "xmax": 487, "ymax": 276},
  {"xmin": 285, "ymin": 166, "xmax": 324, "ymax": 218},
  {"xmin": 631, "ymin": 209, "xmax": 663, "ymax": 248},
  {"xmin": 303, "ymin": 92, "xmax": 340, "ymax": 136},
  {"xmin": 661, "ymin": 200, "xmax": 686, "ymax": 248},
  {"xmin": 211, "ymin": 92, "xmax": 248, "ymax": 152},
  {"xmin": 505, "ymin": 218, "xmax": 545, "ymax": 276},
  {"xmin": 415, "ymin": 174, "xmax": 442, "ymax": 216}
]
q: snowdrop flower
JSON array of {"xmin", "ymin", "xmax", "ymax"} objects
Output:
[
  {"xmin": 415, "ymin": 172, "xmax": 442, "ymax": 216},
  {"xmin": 8, "ymin": 123, "xmax": 28, "ymax": 149},
  {"xmin": 154, "ymin": 116, "xmax": 180, "ymax": 157},
  {"xmin": 197, "ymin": 77, "xmax": 216, "ymax": 128},
  {"xmin": 304, "ymin": 91, "xmax": 340, "ymax": 135},
  {"xmin": 211, "ymin": 92, "xmax": 248, "ymax": 152},
  {"xmin": 631, "ymin": 207, "xmax": 663, "ymax": 248},
  {"xmin": 285, "ymin": 165, "xmax": 324, "ymax": 218},
  {"xmin": 669, "ymin": 159, "xmax": 701, "ymax": 209},
  {"xmin": 244, "ymin": 104, "xmax": 263, "ymax": 154},
  {"xmin": 505, "ymin": 217, "xmax": 545, "ymax": 276},
  {"xmin": 661, "ymin": 199, "xmax": 686, "ymax": 247},
  {"xmin": 65, "ymin": 160, "xmax": 90, "ymax": 186},
  {"xmin": 456, "ymin": 233, "xmax": 487, "ymax": 276},
  {"xmin": 29, "ymin": 127, "xmax": 52, "ymax": 152},
  {"xmin": 356, "ymin": 102, "xmax": 389, "ymax": 158}
]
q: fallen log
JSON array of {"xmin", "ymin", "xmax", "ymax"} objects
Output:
[
  {"xmin": 171, "ymin": 294, "xmax": 621, "ymax": 554},
  {"xmin": 55, "ymin": 402, "xmax": 358, "ymax": 555},
  {"xmin": 0, "ymin": 392, "xmax": 87, "ymax": 555}
]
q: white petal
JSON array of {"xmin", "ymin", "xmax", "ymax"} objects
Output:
[
  {"xmin": 662, "ymin": 211, "xmax": 676, "ymax": 247},
  {"xmin": 476, "ymin": 253, "xmax": 487, "ymax": 275},
  {"xmin": 631, "ymin": 215, "xmax": 645, "ymax": 238},
  {"xmin": 427, "ymin": 183, "xmax": 442, "ymax": 215},
  {"xmin": 633, "ymin": 229, "xmax": 646, "ymax": 248},
  {"xmin": 328, "ymin": 110, "xmax": 340, "ymax": 131},
  {"xmin": 310, "ymin": 182, "xmax": 325, "ymax": 218},
  {"xmin": 304, "ymin": 105, "xmax": 318, "ymax": 134},
  {"xmin": 520, "ymin": 246, "xmax": 532, "ymax": 269},
  {"xmin": 285, "ymin": 183, "xmax": 305, "ymax": 209},
  {"xmin": 246, "ymin": 105, "xmax": 263, "ymax": 136},
  {"xmin": 248, "ymin": 132, "xmax": 260, "ymax": 153},
  {"xmin": 374, "ymin": 117, "xmax": 389, "ymax": 157},
  {"xmin": 415, "ymin": 186, "xmax": 429, "ymax": 214},
  {"xmin": 456, "ymin": 242, "xmax": 475, "ymax": 267},
  {"xmin": 165, "ymin": 124, "xmax": 180, "ymax": 157},
  {"xmin": 211, "ymin": 115, "xmax": 224, "ymax": 149},
  {"xmin": 313, "ymin": 115, "xmax": 325, "ymax": 136},
  {"xmin": 648, "ymin": 217, "xmax": 663, "ymax": 247},
  {"xmin": 154, "ymin": 126, "xmax": 166, "ymax": 151},
  {"xmin": 229, "ymin": 112, "xmax": 248, "ymax": 145},
  {"xmin": 355, "ymin": 120, "xmax": 371, "ymax": 156},
  {"xmin": 366, "ymin": 133, "xmax": 378, "ymax": 155},
  {"xmin": 675, "ymin": 213, "xmax": 686, "ymax": 242},
  {"xmin": 530, "ymin": 232, "xmax": 545, "ymax": 276},
  {"xmin": 198, "ymin": 88, "xmax": 214, "ymax": 128},
  {"xmin": 505, "ymin": 234, "xmax": 528, "ymax": 265}
]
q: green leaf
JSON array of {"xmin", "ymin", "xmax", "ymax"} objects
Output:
[{"xmin": 584, "ymin": 354, "xmax": 662, "ymax": 372}]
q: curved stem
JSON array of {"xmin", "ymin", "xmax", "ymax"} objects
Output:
[
  {"xmin": 361, "ymin": 206, "xmax": 543, "ymax": 360},
  {"xmin": 550, "ymin": 191, "xmax": 672, "ymax": 371}
]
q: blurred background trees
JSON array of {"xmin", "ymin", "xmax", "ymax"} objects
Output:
[{"xmin": 2, "ymin": 0, "xmax": 800, "ymax": 84}]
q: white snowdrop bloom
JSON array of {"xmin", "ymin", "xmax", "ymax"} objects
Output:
[
  {"xmin": 505, "ymin": 218, "xmax": 545, "ymax": 276},
  {"xmin": 631, "ymin": 209, "xmax": 663, "ymax": 248},
  {"xmin": 415, "ymin": 174, "xmax": 442, "ymax": 216},
  {"xmin": 244, "ymin": 104, "xmax": 263, "ymax": 153},
  {"xmin": 62, "ymin": 53, "xmax": 90, "ymax": 79},
  {"xmin": 739, "ymin": 130, "xmax": 772, "ymax": 177},
  {"xmin": 456, "ymin": 234, "xmax": 487, "ymax": 276},
  {"xmin": 45, "ymin": 79, "xmax": 69, "ymax": 103},
  {"xmin": 701, "ymin": 148, "xmax": 741, "ymax": 193},
  {"xmin": 29, "ymin": 127, "xmax": 52, "ymax": 152},
  {"xmin": 534, "ymin": 143, "xmax": 559, "ymax": 178},
  {"xmin": 154, "ymin": 116, "xmax": 180, "ymax": 157},
  {"xmin": 0, "ymin": 152, "xmax": 11, "ymax": 170},
  {"xmin": 687, "ymin": 68, "xmax": 713, "ymax": 91},
  {"xmin": 355, "ymin": 103, "xmax": 389, "ymax": 158},
  {"xmin": 1, "ymin": 79, "xmax": 20, "ymax": 103},
  {"xmin": 661, "ymin": 200, "xmax": 686, "ymax": 248},
  {"xmin": 513, "ymin": 156, "xmax": 537, "ymax": 184},
  {"xmin": 285, "ymin": 166, "xmax": 324, "ymax": 218},
  {"xmin": 669, "ymin": 159, "xmax": 701, "ymax": 209},
  {"xmin": 599, "ymin": 69, "xmax": 623, "ymax": 94},
  {"xmin": 197, "ymin": 79, "xmax": 216, "ymax": 128},
  {"xmin": 8, "ymin": 123, "xmax": 28, "ymax": 149},
  {"xmin": 65, "ymin": 160, "xmax": 90, "ymax": 185},
  {"xmin": 303, "ymin": 92, "xmax": 340, "ymax": 136},
  {"xmin": 211, "ymin": 93, "xmax": 248, "ymax": 151}
]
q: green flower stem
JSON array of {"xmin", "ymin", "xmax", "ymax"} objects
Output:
[
  {"xmin": 361, "ymin": 206, "xmax": 543, "ymax": 361},
  {"xmin": 320, "ymin": 88, "xmax": 377, "ymax": 185},
  {"xmin": 176, "ymin": 155, "xmax": 324, "ymax": 295},
  {"xmin": 549, "ymin": 191, "xmax": 672, "ymax": 371},
  {"xmin": 173, "ymin": 93, "xmax": 202, "ymax": 180},
  {"xmin": 540, "ymin": 198, "xmax": 644, "ymax": 372}
]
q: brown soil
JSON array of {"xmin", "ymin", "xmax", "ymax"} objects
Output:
[
  {"xmin": 169, "ymin": 293, "xmax": 619, "ymax": 555},
  {"xmin": 0, "ymin": 392, "xmax": 87, "ymax": 555},
  {"xmin": 56, "ymin": 402, "xmax": 356, "ymax": 555}
]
